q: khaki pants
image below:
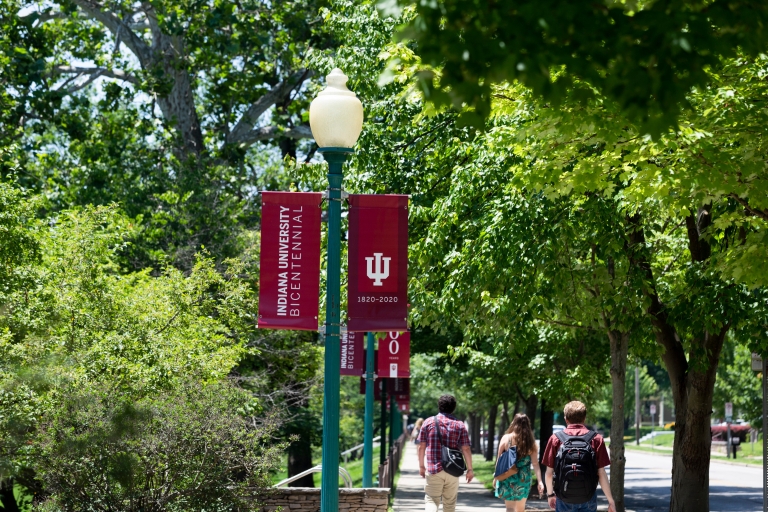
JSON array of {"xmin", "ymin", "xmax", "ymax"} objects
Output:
[{"xmin": 424, "ymin": 470, "xmax": 459, "ymax": 512}]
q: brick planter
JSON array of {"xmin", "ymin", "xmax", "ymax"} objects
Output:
[{"xmin": 259, "ymin": 487, "xmax": 390, "ymax": 512}]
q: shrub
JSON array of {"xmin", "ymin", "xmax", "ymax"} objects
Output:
[{"xmin": 33, "ymin": 380, "xmax": 284, "ymax": 511}]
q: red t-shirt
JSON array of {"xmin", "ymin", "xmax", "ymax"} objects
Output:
[{"xmin": 541, "ymin": 424, "xmax": 610, "ymax": 469}]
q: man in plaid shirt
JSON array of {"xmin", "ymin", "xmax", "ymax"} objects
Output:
[{"xmin": 416, "ymin": 395, "xmax": 473, "ymax": 512}]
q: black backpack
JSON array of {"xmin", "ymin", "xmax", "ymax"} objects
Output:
[{"xmin": 552, "ymin": 430, "xmax": 599, "ymax": 504}]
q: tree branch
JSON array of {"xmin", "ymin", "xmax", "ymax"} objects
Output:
[
  {"xmin": 50, "ymin": 65, "xmax": 140, "ymax": 86},
  {"xmin": 70, "ymin": 0, "xmax": 151, "ymax": 65},
  {"xmin": 535, "ymin": 317, "xmax": 597, "ymax": 331},
  {"xmin": 685, "ymin": 206, "xmax": 712, "ymax": 263},
  {"xmin": 20, "ymin": 10, "xmax": 70, "ymax": 25},
  {"xmin": 626, "ymin": 213, "xmax": 688, "ymax": 396},
  {"xmin": 730, "ymin": 193, "xmax": 768, "ymax": 222},
  {"xmin": 230, "ymin": 124, "xmax": 313, "ymax": 146},
  {"xmin": 228, "ymin": 69, "xmax": 313, "ymax": 145}
]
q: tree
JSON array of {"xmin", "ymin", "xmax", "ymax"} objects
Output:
[
  {"xmin": 318, "ymin": 4, "xmax": 624, "ymax": 498},
  {"xmin": 385, "ymin": 0, "xmax": 768, "ymax": 135},
  {"xmin": 481, "ymin": 76, "xmax": 768, "ymax": 511},
  {"xmin": 17, "ymin": 0, "xmax": 324, "ymax": 160},
  {"xmin": 331, "ymin": 3, "xmax": 768, "ymax": 506},
  {"xmin": 4, "ymin": 0, "xmax": 332, "ymax": 269}
]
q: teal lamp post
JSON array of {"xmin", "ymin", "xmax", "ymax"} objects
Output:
[
  {"xmin": 309, "ymin": 68, "xmax": 364, "ymax": 512},
  {"xmin": 363, "ymin": 331, "xmax": 375, "ymax": 487}
]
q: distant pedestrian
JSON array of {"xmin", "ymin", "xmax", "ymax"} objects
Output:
[
  {"xmin": 412, "ymin": 417, "xmax": 425, "ymax": 444},
  {"xmin": 417, "ymin": 395, "xmax": 474, "ymax": 512},
  {"xmin": 494, "ymin": 413, "xmax": 545, "ymax": 512},
  {"xmin": 541, "ymin": 401, "xmax": 616, "ymax": 512}
]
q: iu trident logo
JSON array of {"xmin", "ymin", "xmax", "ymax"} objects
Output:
[{"xmin": 365, "ymin": 253, "xmax": 391, "ymax": 286}]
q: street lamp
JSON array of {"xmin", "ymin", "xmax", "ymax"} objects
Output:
[{"xmin": 310, "ymin": 68, "xmax": 363, "ymax": 512}]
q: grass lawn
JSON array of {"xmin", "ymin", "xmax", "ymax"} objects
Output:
[
  {"xmin": 471, "ymin": 454, "xmax": 497, "ymax": 492},
  {"xmin": 640, "ymin": 433, "xmax": 675, "ymax": 448},
  {"xmin": 630, "ymin": 431, "xmax": 764, "ymax": 457},
  {"xmin": 343, "ymin": 446, "xmax": 382, "ymax": 487},
  {"xmin": 625, "ymin": 443, "xmax": 764, "ymax": 466}
]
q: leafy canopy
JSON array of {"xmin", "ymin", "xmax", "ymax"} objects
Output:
[{"xmin": 384, "ymin": 0, "xmax": 768, "ymax": 135}]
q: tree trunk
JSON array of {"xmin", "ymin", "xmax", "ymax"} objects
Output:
[
  {"xmin": 472, "ymin": 413, "xmax": 483, "ymax": 454},
  {"xmin": 287, "ymin": 436, "xmax": 314, "ymax": 487},
  {"xmin": 468, "ymin": 412, "xmax": 478, "ymax": 453},
  {"xmin": 501, "ymin": 400, "xmax": 510, "ymax": 432},
  {"xmin": 627, "ymin": 209, "xmax": 730, "ymax": 512},
  {"xmin": 539, "ymin": 401, "xmax": 554, "ymax": 449},
  {"xmin": 608, "ymin": 330, "xmax": 629, "ymax": 512},
  {"xmin": 485, "ymin": 404, "xmax": 498, "ymax": 461},
  {"xmin": 525, "ymin": 394, "xmax": 538, "ymax": 433},
  {"xmin": 0, "ymin": 479, "xmax": 20, "ymax": 512},
  {"xmin": 539, "ymin": 401, "xmax": 554, "ymax": 494},
  {"xmin": 668, "ymin": 333, "xmax": 725, "ymax": 512},
  {"xmin": 150, "ymin": 35, "xmax": 204, "ymax": 158}
]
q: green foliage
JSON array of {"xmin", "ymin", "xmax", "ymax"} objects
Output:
[
  {"xmin": 713, "ymin": 340, "xmax": 762, "ymax": 425},
  {"xmin": 34, "ymin": 380, "xmax": 284, "ymax": 511},
  {"xmin": 2, "ymin": 205, "xmax": 251, "ymax": 394},
  {"xmin": 386, "ymin": 0, "xmax": 768, "ymax": 135},
  {"xmin": 0, "ymin": 182, "xmax": 40, "ymax": 295},
  {"xmin": 0, "ymin": 202, "xmax": 269, "ymax": 493}
]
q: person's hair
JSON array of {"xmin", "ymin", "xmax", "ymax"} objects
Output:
[
  {"xmin": 438, "ymin": 395, "xmax": 457, "ymax": 414},
  {"xmin": 505, "ymin": 413, "xmax": 536, "ymax": 458},
  {"xmin": 564, "ymin": 400, "xmax": 588, "ymax": 424},
  {"xmin": 414, "ymin": 418, "xmax": 424, "ymax": 429}
]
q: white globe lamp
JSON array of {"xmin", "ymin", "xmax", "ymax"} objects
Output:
[{"xmin": 309, "ymin": 68, "xmax": 364, "ymax": 149}]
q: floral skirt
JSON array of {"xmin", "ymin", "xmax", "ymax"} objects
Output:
[{"xmin": 494, "ymin": 459, "xmax": 532, "ymax": 502}]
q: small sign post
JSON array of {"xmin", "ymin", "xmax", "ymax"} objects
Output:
[
  {"xmin": 725, "ymin": 402, "xmax": 733, "ymax": 458},
  {"xmin": 650, "ymin": 404, "xmax": 657, "ymax": 449}
]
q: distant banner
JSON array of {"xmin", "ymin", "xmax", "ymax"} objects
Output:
[
  {"xmin": 257, "ymin": 192, "xmax": 322, "ymax": 330},
  {"xmin": 340, "ymin": 331, "xmax": 364, "ymax": 376},
  {"xmin": 377, "ymin": 332, "xmax": 410, "ymax": 378},
  {"xmin": 397, "ymin": 401, "xmax": 410, "ymax": 413},
  {"xmin": 359, "ymin": 377, "xmax": 409, "ymax": 402},
  {"xmin": 359, "ymin": 377, "xmax": 385, "ymax": 400},
  {"xmin": 347, "ymin": 195, "xmax": 408, "ymax": 331},
  {"xmin": 387, "ymin": 377, "xmax": 410, "ymax": 395}
]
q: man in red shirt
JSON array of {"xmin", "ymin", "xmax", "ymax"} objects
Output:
[
  {"xmin": 541, "ymin": 401, "xmax": 616, "ymax": 512},
  {"xmin": 416, "ymin": 395, "xmax": 473, "ymax": 512}
]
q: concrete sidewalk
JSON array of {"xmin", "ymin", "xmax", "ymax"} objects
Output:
[{"xmin": 392, "ymin": 442, "xmax": 551, "ymax": 512}]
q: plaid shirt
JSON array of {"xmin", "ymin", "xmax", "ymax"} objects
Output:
[{"xmin": 417, "ymin": 413, "xmax": 470, "ymax": 474}]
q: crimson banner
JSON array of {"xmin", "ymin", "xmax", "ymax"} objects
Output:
[
  {"xmin": 397, "ymin": 401, "xmax": 410, "ymax": 412},
  {"xmin": 340, "ymin": 331, "xmax": 364, "ymax": 376},
  {"xmin": 347, "ymin": 195, "xmax": 408, "ymax": 331},
  {"xmin": 359, "ymin": 377, "xmax": 410, "ymax": 402},
  {"xmin": 377, "ymin": 331, "xmax": 410, "ymax": 378},
  {"xmin": 387, "ymin": 377, "xmax": 410, "ymax": 395},
  {"xmin": 360, "ymin": 377, "xmax": 383, "ymax": 399},
  {"xmin": 257, "ymin": 192, "xmax": 322, "ymax": 330}
]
